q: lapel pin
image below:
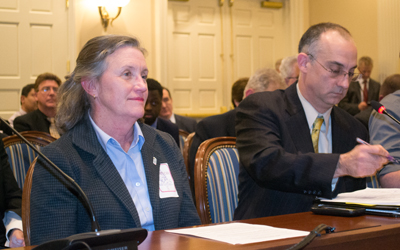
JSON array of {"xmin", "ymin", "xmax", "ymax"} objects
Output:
[{"xmin": 153, "ymin": 157, "xmax": 157, "ymax": 165}]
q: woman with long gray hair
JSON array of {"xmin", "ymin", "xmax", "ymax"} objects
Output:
[{"xmin": 30, "ymin": 35, "xmax": 200, "ymax": 245}]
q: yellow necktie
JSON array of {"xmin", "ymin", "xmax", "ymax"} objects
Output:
[
  {"xmin": 48, "ymin": 117, "xmax": 60, "ymax": 139},
  {"xmin": 311, "ymin": 116, "xmax": 324, "ymax": 153}
]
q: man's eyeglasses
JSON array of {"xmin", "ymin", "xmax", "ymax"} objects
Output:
[
  {"xmin": 307, "ymin": 54, "xmax": 360, "ymax": 81},
  {"xmin": 40, "ymin": 86, "xmax": 58, "ymax": 93}
]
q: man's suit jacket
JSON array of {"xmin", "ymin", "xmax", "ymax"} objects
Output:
[
  {"xmin": 156, "ymin": 118, "xmax": 180, "ymax": 146},
  {"xmin": 338, "ymin": 79, "xmax": 380, "ymax": 115},
  {"xmin": 189, "ymin": 109, "xmax": 236, "ymax": 184},
  {"xmin": 13, "ymin": 109, "xmax": 50, "ymax": 133},
  {"xmin": 0, "ymin": 140, "xmax": 22, "ymax": 247},
  {"xmin": 30, "ymin": 114, "xmax": 200, "ymax": 245},
  {"xmin": 174, "ymin": 114, "xmax": 197, "ymax": 133},
  {"xmin": 234, "ymin": 83, "xmax": 367, "ymax": 220}
]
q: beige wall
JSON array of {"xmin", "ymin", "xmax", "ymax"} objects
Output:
[
  {"xmin": 308, "ymin": 0, "xmax": 379, "ymax": 80},
  {"xmin": 73, "ymin": 0, "xmax": 156, "ymax": 77}
]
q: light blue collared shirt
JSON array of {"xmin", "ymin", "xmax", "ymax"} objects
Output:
[
  {"xmin": 89, "ymin": 114, "xmax": 155, "ymax": 231},
  {"xmin": 297, "ymin": 84, "xmax": 338, "ymax": 190}
]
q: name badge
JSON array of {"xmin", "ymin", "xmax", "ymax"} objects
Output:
[{"xmin": 159, "ymin": 163, "xmax": 179, "ymax": 198}]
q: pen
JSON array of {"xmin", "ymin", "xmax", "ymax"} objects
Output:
[{"xmin": 356, "ymin": 137, "xmax": 400, "ymax": 164}]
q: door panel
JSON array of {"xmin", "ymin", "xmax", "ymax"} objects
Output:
[
  {"xmin": 167, "ymin": 0, "xmax": 286, "ymax": 115},
  {"xmin": 0, "ymin": 0, "xmax": 68, "ymax": 119}
]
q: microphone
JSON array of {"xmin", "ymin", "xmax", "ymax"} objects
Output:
[
  {"xmin": 370, "ymin": 101, "xmax": 400, "ymax": 126},
  {"xmin": 0, "ymin": 117, "xmax": 147, "ymax": 249}
]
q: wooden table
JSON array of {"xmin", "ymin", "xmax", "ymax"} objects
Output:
[{"xmin": 11, "ymin": 212, "xmax": 400, "ymax": 250}]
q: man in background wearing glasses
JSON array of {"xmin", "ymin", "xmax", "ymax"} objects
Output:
[
  {"xmin": 234, "ymin": 22, "xmax": 389, "ymax": 220},
  {"xmin": 14, "ymin": 72, "xmax": 61, "ymax": 138}
]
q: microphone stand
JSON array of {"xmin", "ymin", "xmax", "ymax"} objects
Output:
[
  {"xmin": 0, "ymin": 117, "xmax": 100, "ymax": 233},
  {"xmin": 0, "ymin": 117, "xmax": 147, "ymax": 250}
]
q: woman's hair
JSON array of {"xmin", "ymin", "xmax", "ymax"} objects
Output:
[{"xmin": 56, "ymin": 35, "xmax": 146, "ymax": 133}]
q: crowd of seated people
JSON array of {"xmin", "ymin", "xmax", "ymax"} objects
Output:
[{"xmin": 1, "ymin": 22, "xmax": 400, "ymax": 248}]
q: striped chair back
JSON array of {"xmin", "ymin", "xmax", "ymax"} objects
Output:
[
  {"xmin": 2, "ymin": 131, "xmax": 56, "ymax": 189},
  {"xmin": 366, "ymin": 175, "xmax": 380, "ymax": 188},
  {"xmin": 194, "ymin": 137, "xmax": 239, "ymax": 224},
  {"xmin": 178, "ymin": 129, "xmax": 189, "ymax": 155}
]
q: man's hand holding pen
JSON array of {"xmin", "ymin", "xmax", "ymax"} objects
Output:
[{"xmin": 334, "ymin": 138, "xmax": 389, "ymax": 178}]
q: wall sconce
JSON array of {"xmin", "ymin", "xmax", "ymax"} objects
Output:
[{"xmin": 98, "ymin": 0, "xmax": 130, "ymax": 31}]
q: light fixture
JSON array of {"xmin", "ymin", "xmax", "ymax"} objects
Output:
[{"xmin": 98, "ymin": 0, "xmax": 130, "ymax": 31}]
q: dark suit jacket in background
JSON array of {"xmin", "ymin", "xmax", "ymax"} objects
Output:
[
  {"xmin": 0, "ymin": 140, "xmax": 22, "ymax": 247},
  {"xmin": 188, "ymin": 109, "xmax": 236, "ymax": 185},
  {"xmin": 234, "ymin": 83, "xmax": 367, "ymax": 220},
  {"xmin": 156, "ymin": 118, "xmax": 180, "ymax": 146},
  {"xmin": 30, "ymin": 115, "xmax": 200, "ymax": 245},
  {"xmin": 338, "ymin": 79, "xmax": 380, "ymax": 115},
  {"xmin": 0, "ymin": 120, "xmax": 12, "ymax": 137},
  {"xmin": 174, "ymin": 114, "xmax": 197, "ymax": 133},
  {"xmin": 13, "ymin": 109, "xmax": 50, "ymax": 133},
  {"xmin": 354, "ymin": 106, "xmax": 373, "ymax": 129}
]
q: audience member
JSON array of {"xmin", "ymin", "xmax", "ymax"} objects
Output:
[
  {"xmin": 160, "ymin": 87, "xmax": 197, "ymax": 133},
  {"xmin": 144, "ymin": 79, "xmax": 180, "ymax": 146},
  {"xmin": 30, "ymin": 35, "xmax": 200, "ymax": 245},
  {"xmin": 0, "ymin": 121, "xmax": 12, "ymax": 137},
  {"xmin": 14, "ymin": 73, "xmax": 61, "ymax": 138},
  {"xmin": 338, "ymin": 56, "xmax": 380, "ymax": 115},
  {"xmin": 189, "ymin": 69, "xmax": 285, "ymax": 191},
  {"xmin": 0, "ymin": 139, "xmax": 24, "ymax": 248},
  {"xmin": 8, "ymin": 84, "xmax": 37, "ymax": 127},
  {"xmin": 355, "ymin": 74, "xmax": 400, "ymax": 129},
  {"xmin": 234, "ymin": 22, "xmax": 389, "ymax": 220},
  {"xmin": 231, "ymin": 78, "xmax": 248, "ymax": 108},
  {"xmin": 369, "ymin": 74, "xmax": 400, "ymax": 188},
  {"xmin": 280, "ymin": 56, "xmax": 300, "ymax": 86}
]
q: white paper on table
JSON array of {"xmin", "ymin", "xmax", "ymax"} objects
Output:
[
  {"xmin": 319, "ymin": 188, "xmax": 400, "ymax": 206},
  {"xmin": 165, "ymin": 222, "xmax": 309, "ymax": 245}
]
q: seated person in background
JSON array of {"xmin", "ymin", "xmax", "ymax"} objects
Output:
[
  {"xmin": 369, "ymin": 74, "xmax": 400, "ymax": 188},
  {"xmin": 0, "ymin": 139, "xmax": 24, "ymax": 248},
  {"xmin": 231, "ymin": 77, "xmax": 248, "ymax": 108},
  {"xmin": 355, "ymin": 74, "xmax": 400, "ymax": 129},
  {"xmin": 338, "ymin": 56, "xmax": 380, "ymax": 115},
  {"xmin": 14, "ymin": 72, "xmax": 62, "ymax": 138},
  {"xmin": 0, "ymin": 121, "xmax": 12, "ymax": 137},
  {"xmin": 280, "ymin": 55, "xmax": 300, "ymax": 86},
  {"xmin": 234, "ymin": 22, "xmax": 389, "ymax": 220},
  {"xmin": 8, "ymin": 84, "xmax": 37, "ymax": 127},
  {"xmin": 30, "ymin": 35, "xmax": 200, "ymax": 245},
  {"xmin": 0, "ymin": 133, "xmax": 7, "ymax": 140},
  {"xmin": 159, "ymin": 87, "xmax": 197, "ymax": 133},
  {"xmin": 143, "ymin": 79, "xmax": 180, "ymax": 146},
  {"xmin": 189, "ymin": 69, "xmax": 285, "ymax": 189}
]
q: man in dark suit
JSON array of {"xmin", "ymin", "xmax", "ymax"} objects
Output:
[
  {"xmin": 14, "ymin": 72, "xmax": 62, "ymax": 138},
  {"xmin": 0, "ymin": 139, "xmax": 24, "ymax": 248},
  {"xmin": 143, "ymin": 79, "xmax": 180, "ymax": 146},
  {"xmin": 189, "ymin": 70, "xmax": 284, "ymax": 190},
  {"xmin": 160, "ymin": 87, "xmax": 197, "ymax": 133},
  {"xmin": 338, "ymin": 56, "xmax": 380, "ymax": 115},
  {"xmin": 234, "ymin": 23, "xmax": 389, "ymax": 220}
]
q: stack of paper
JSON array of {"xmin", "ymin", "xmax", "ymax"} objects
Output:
[
  {"xmin": 166, "ymin": 223, "xmax": 309, "ymax": 245},
  {"xmin": 318, "ymin": 188, "xmax": 400, "ymax": 217}
]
